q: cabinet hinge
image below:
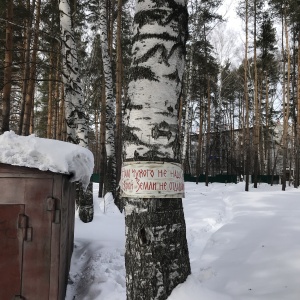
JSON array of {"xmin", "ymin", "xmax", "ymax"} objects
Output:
[
  {"xmin": 46, "ymin": 197, "xmax": 61, "ymax": 224},
  {"xmin": 18, "ymin": 214, "xmax": 32, "ymax": 242}
]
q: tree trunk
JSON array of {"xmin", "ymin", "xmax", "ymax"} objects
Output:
[
  {"xmin": 205, "ymin": 77, "xmax": 211, "ymax": 186},
  {"xmin": 57, "ymin": 79, "xmax": 64, "ymax": 141},
  {"xmin": 253, "ymin": 0, "xmax": 259, "ymax": 188},
  {"xmin": 182, "ymin": 102, "xmax": 190, "ymax": 175},
  {"xmin": 196, "ymin": 102, "xmax": 203, "ymax": 183},
  {"xmin": 60, "ymin": 0, "xmax": 88, "ymax": 146},
  {"xmin": 54, "ymin": 54, "xmax": 60, "ymax": 139},
  {"xmin": 1, "ymin": 0, "xmax": 14, "ymax": 133},
  {"xmin": 99, "ymin": 75, "xmax": 107, "ymax": 198},
  {"xmin": 282, "ymin": 5, "xmax": 290, "ymax": 191},
  {"xmin": 47, "ymin": 50, "xmax": 54, "ymax": 138},
  {"xmin": 244, "ymin": 0, "xmax": 250, "ymax": 191},
  {"xmin": 259, "ymin": 83, "xmax": 264, "ymax": 176},
  {"xmin": 121, "ymin": 1, "xmax": 190, "ymax": 299},
  {"xmin": 125, "ymin": 198, "xmax": 190, "ymax": 300},
  {"xmin": 19, "ymin": 0, "xmax": 34, "ymax": 135},
  {"xmin": 295, "ymin": 31, "xmax": 300, "ymax": 187},
  {"xmin": 59, "ymin": 0, "xmax": 93, "ymax": 222},
  {"xmin": 115, "ymin": 0, "xmax": 123, "ymax": 208},
  {"xmin": 266, "ymin": 72, "xmax": 271, "ymax": 175},
  {"xmin": 22, "ymin": 0, "xmax": 41, "ymax": 136},
  {"xmin": 99, "ymin": 0, "xmax": 117, "ymax": 198}
]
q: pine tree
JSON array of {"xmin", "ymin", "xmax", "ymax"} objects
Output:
[{"xmin": 1, "ymin": 0, "xmax": 13, "ymax": 133}]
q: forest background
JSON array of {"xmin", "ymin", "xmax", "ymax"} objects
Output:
[{"xmin": 1, "ymin": 0, "xmax": 300, "ymax": 195}]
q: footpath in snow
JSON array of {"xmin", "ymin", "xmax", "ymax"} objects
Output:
[{"xmin": 66, "ymin": 182, "xmax": 300, "ymax": 300}]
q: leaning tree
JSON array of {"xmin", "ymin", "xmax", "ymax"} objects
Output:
[{"xmin": 120, "ymin": 0, "xmax": 191, "ymax": 299}]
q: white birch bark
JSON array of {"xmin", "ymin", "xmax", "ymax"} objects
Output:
[
  {"xmin": 59, "ymin": 0, "xmax": 88, "ymax": 147},
  {"xmin": 123, "ymin": 1, "xmax": 190, "ymax": 299},
  {"xmin": 98, "ymin": 0, "xmax": 117, "ymax": 195},
  {"xmin": 181, "ymin": 103, "xmax": 190, "ymax": 162},
  {"xmin": 124, "ymin": 0, "xmax": 188, "ymax": 161},
  {"xmin": 59, "ymin": 0, "xmax": 93, "ymax": 222}
]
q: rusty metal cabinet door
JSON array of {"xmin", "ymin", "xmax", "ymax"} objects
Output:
[
  {"xmin": 0, "ymin": 205, "xmax": 25, "ymax": 299},
  {"xmin": 21, "ymin": 178, "xmax": 54, "ymax": 300}
]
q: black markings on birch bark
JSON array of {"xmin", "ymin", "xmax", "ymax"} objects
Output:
[
  {"xmin": 99, "ymin": 0, "xmax": 116, "ymax": 195},
  {"xmin": 125, "ymin": 198, "xmax": 190, "ymax": 300},
  {"xmin": 59, "ymin": 0, "xmax": 93, "ymax": 222},
  {"xmin": 124, "ymin": 0, "xmax": 188, "ymax": 161},
  {"xmin": 123, "ymin": 0, "xmax": 190, "ymax": 299},
  {"xmin": 59, "ymin": 0, "xmax": 88, "ymax": 147}
]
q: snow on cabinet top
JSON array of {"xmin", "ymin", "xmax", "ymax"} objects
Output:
[{"xmin": 0, "ymin": 131, "xmax": 94, "ymax": 189}]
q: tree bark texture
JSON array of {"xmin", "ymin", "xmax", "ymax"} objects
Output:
[
  {"xmin": 99, "ymin": 0, "xmax": 117, "ymax": 197},
  {"xmin": 123, "ymin": 1, "xmax": 190, "ymax": 299},
  {"xmin": 244, "ymin": 0, "xmax": 250, "ymax": 191},
  {"xmin": 282, "ymin": 5, "xmax": 291, "ymax": 191},
  {"xmin": 98, "ymin": 75, "xmax": 107, "ymax": 198},
  {"xmin": 59, "ymin": 0, "xmax": 89, "ymax": 147},
  {"xmin": 196, "ymin": 102, "xmax": 203, "ymax": 183},
  {"xmin": 115, "ymin": 0, "xmax": 123, "ymax": 193},
  {"xmin": 1, "ymin": 0, "xmax": 13, "ymax": 133},
  {"xmin": 253, "ymin": 0, "xmax": 259, "ymax": 188},
  {"xmin": 22, "ymin": 0, "xmax": 41, "ymax": 136},
  {"xmin": 205, "ymin": 78, "xmax": 211, "ymax": 186},
  {"xmin": 125, "ymin": 198, "xmax": 190, "ymax": 300},
  {"xmin": 182, "ymin": 102, "xmax": 190, "ymax": 173},
  {"xmin": 59, "ymin": 0, "xmax": 93, "ymax": 222},
  {"xmin": 47, "ymin": 50, "xmax": 54, "ymax": 138},
  {"xmin": 19, "ymin": 0, "xmax": 34, "ymax": 135},
  {"xmin": 295, "ymin": 31, "xmax": 300, "ymax": 187}
]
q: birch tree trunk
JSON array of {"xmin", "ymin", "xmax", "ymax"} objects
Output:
[
  {"xmin": 182, "ymin": 102, "xmax": 190, "ymax": 174},
  {"xmin": 59, "ymin": 0, "xmax": 93, "ymax": 222},
  {"xmin": 98, "ymin": 75, "xmax": 107, "ymax": 198},
  {"xmin": 99, "ymin": 0, "xmax": 117, "ymax": 198},
  {"xmin": 295, "ymin": 31, "xmax": 300, "ymax": 187},
  {"xmin": 115, "ymin": 0, "xmax": 123, "ymax": 193},
  {"xmin": 121, "ymin": 1, "xmax": 190, "ymax": 299}
]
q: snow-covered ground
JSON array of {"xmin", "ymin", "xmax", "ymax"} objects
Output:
[{"xmin": 66, "ymin": 182, "xmax": 300, "ymax": 300}]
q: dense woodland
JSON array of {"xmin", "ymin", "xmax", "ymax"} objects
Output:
[
  {"xmin": 2, "ymin": 1, "xmax": 300, "ymax": 299},
  {"xmin": 1, "ymin": 0, "xmax": 300, "ymax": 193}
]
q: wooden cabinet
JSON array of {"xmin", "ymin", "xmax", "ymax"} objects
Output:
[{"xmin": 0, "ymin": 163, "xmax": 76, "ymax": 300}]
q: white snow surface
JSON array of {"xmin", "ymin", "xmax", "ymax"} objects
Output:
[
  {"xmin": 0, "ymin": 131, "xmax": 94, "ymax": 188},
  {"xmin": 66, "ymin": 182, "xmax": 300, "ymax": 300}
]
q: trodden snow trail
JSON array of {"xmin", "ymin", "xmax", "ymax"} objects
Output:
[
  {"xmin": 66, "ymin": 182, "xmax": 300, "ymax": 300},
  {"xmin": 65, "ymin": 186, "xmax": 126, "ymax": 300},
  {"xmin": 170, "ymin": 182, "xmax": 300, "ymax": 300},
  {"xmin": 182, "ymin": 182, "xmax": 236, "ymax": 276}
]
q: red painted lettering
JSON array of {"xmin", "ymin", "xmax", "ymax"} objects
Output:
[
  {"xmin": 170, "ymin": 169, "xmax": 183, "ymax": 179},
  {"xmin": 158, "ymin": 169, "xmax": 167, "ymax": 177},
  {"xmin": 122, "ymin": 169, "xmax": 131, "ymax": 178}
]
